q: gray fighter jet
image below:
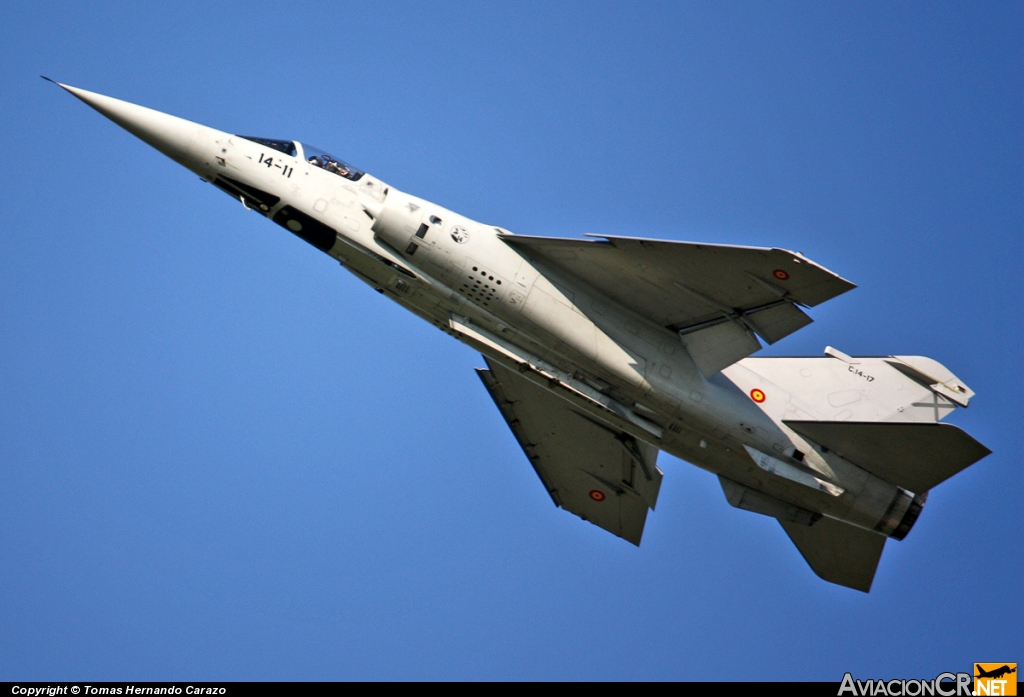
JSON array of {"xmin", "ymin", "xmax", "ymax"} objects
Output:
[{"xmin": 51, "ymin": 80, "xmax": 990, "ymax": 592}]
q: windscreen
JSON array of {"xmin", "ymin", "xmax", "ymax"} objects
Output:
[{"xmin": 237, "ymin": 136, "xmax": 297, "ymax": 157}]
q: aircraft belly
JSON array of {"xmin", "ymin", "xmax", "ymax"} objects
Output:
[
  {"xmin": 508, "ymin": 261, "xmax": 740, "ymax": 425},
  {"xmin": 651, "ymin": 386, "xmax": 913, "ymax": 535}
]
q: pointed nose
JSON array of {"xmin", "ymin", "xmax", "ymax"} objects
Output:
[{"xmin": 50, "ymin": 80, "xmax": 219, "ymax": 174}]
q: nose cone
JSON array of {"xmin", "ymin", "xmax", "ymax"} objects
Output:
[{"xmin": 48, "ymin": 79, "xmax": 217, "ymax": 174}]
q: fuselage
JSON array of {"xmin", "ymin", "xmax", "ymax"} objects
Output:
[
  {"xmin": 212, "ymin": 132, "xmax": 915, "ymax": 538},
  {"xmin": 56, "ymin": 83, "xmax": 923, "ymax": 543}
]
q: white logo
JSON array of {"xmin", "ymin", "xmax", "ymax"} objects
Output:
[{"xmin": 450, "ymin": 226, "xmax": 469, "ymax": 244}]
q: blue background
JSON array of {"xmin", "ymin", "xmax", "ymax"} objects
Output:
[{"xmin": 1, "ymin": 1, "xmax": 1020, "ymax": 681}]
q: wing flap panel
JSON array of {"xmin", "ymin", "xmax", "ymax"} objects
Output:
[
  {"xmin": 744, "ymin": 302, "xmax": 814, "ymax": 344},
  {"xmin": 679, "ymin": 319, "xmax": 761, "ymax": 377}
]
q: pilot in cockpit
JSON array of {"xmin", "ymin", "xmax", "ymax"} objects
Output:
[
  {"xmin": 327, "ymin": 161, "xmax": 351, "ymax": 177},
  {"xmin": 303, "ymin": 144, "xmax": 364, "ymax": 182}
]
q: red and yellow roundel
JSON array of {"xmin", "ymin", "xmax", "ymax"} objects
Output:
[
  {"xmin": 589, "ymin": 490, "xmax": 606, "ymax": 502},
  {"xmin": 773, "ymin": 269, "xmax": 790, "ymax": 280},
  {"xmin": 750, "ymin": 388, "xmax": 766, "ymax": 403}
]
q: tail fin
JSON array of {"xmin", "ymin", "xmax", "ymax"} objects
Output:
[
  {"xmin": 738, "ymin": 347, "xmax": 975, "ymax": 424},
  {"xmin": 733, "ymin": 348, "xmax": 990, "ymax": 491}
]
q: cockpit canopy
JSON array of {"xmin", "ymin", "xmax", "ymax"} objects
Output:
[
  {"xmin": 301, "ymin": 143, "xmax": 364, "ymax": 181},
  {"xmin": 238, "ymin": 136, "xmax": 296, "ymax": 157},
  {"xmin": 236, "ymin": 136, "xmax": 364, "ymax": 181}
]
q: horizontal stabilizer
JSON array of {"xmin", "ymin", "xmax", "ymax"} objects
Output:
[
  {"xmin": 477, "ymin": 358, "xmax": 663, "ymax": 545},
  {"xmin": 784, "ymin": 421, "xmax": 991, "ymax": 493},
  {"xmin": 780, "ymin": 517, "xmax": 887, "ymax": 592}
]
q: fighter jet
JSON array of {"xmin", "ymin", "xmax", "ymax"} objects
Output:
[{"xmin": 50, "ymin": 80, "xmax": 991, "ymax": 592}]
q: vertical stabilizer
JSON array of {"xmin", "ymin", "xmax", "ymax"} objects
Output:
[{"xmin": 734, "ymin": 350, "xmax": 976, "ymax": 424}]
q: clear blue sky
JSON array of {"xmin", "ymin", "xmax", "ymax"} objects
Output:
[{"xmin": 1, "ymin": 1, "xmax": 1020, "ymax": 681}]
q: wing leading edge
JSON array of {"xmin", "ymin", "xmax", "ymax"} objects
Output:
[{"xmin": 477, "ymin": 357, "xmax": 662, "ymax": 545}]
